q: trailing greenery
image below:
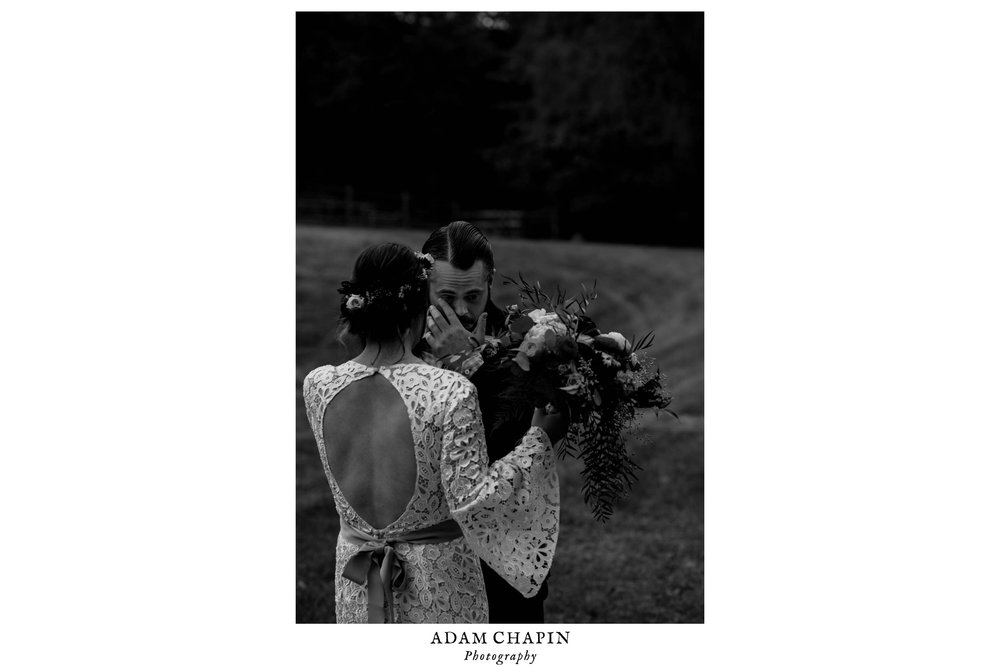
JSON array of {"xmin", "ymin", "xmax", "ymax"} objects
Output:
[{"xmin": 480, "ymin": 275, "xmax": 675, "ymax": 521}]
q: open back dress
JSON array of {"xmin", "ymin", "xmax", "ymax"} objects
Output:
[{"xmin": 303, "ymin": 360, "xmax": 559, "ymax": 623}]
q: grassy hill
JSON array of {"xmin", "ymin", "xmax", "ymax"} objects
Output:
[{"xmin": 296, "ymin": 225, "xmax": 703, "ymax": 622}]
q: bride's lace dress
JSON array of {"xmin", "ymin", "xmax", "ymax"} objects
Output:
[{"xmin": 303, "ymin": 360, "xmax": 559, "ymax": 623}]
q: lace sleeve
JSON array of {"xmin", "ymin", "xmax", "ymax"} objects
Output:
[
  {"xmin": 440, "ymin": 379, "xmax": 560, "ymax": 598},
  {"xmin": 302, "ymin": 366, "xmax": 328, "ymax": 436},
  {"xmin": 302, "ymin": 369, "xmax": 317, "ymax": 431}
]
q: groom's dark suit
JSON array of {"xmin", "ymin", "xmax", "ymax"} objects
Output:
[{"xmin": 415, "ymin": 300, "xmax": 548, "ymax": 623}]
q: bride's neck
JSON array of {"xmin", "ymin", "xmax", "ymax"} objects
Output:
[{"xmin": 356, "ymin": 338, "xmax": 419, "ymax": 366}]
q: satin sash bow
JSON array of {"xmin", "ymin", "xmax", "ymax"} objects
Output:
[{"xmin": 339, "ymin": 518, "xmax": 464, "ymax": 623}]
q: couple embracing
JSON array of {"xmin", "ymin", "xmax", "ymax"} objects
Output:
[{"xmin": 303, "ymin": 221, "xmax": 566, "ymax": 623}]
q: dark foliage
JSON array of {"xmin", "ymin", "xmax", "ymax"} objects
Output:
[{"xmin": 297, "ymin": 12, "xmax": 703, "ymax": 246}]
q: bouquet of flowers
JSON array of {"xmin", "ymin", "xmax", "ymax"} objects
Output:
[{"xmin": 482, "ymin": 276, "xmax": 675, "ymax": 522}]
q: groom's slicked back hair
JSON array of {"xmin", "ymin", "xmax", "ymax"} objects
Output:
[
  {"xmin": 422, "ymin": 221, "xmax": 495, "ymax": 278},
  {"xmin": 420, "ymin": 220, "xmax": 507, "ymax": 336}
]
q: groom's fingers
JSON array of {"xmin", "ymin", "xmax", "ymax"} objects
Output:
[
  {"xmin": 473, "ymin": 312, "xmax": 487, "ymax": 343},
  {"xmin": 434, "ymin": 299, "xmax": 458, "ymax": 325},
  {"xmin": 427, "ymin": 305, "xmax": 446, "ymax": 331}
]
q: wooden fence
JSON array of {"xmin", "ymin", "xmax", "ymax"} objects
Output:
[{"xmin": 298, "ymin": 187, "xmax": 558, "ymax": 238}]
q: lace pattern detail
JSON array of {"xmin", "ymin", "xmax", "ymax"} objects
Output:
[
  {"xmin": 303, "ymin": 361, "xmax": 559, "ymax": 623},
  {"xmin": 440, "ymin": 382, "xmax": 559, "ymax": 597}
]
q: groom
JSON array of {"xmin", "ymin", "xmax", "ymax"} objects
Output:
[{"xmin": 415, "ymin": 220, "xmax": 565, "ymax": 623}]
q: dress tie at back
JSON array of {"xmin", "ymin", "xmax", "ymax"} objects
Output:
[{"xmin": 339, "ymin": 518, "xmax": 464, "ymax": 623}]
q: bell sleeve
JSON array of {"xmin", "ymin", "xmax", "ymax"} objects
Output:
[{"xmin": 439, "ymin": 378, "xmax": 560, "ymax": 598}]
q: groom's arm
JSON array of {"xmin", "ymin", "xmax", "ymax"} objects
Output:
[
  {"xmin": 439, "ymin": 347, "xmax": 487, "ymax": 378},
  {"xmin": 415, "ymin": 334, "xmax": 486, "ymax": 378}
]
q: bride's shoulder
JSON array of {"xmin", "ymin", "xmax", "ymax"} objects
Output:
[
  {"xmin": 422, "ymin": 365, "xmax": 477, "ymax": 398},
  {"xmin": 302, "ymin": 364, "xmax": 339, "ymax": 391},
  {"xmin": 402, "ymin": 361, "xmax": 468, "ymax": 385},
  {"xmin": 413, "ymin": 362, "xmax": 460, "ymax": 380}
]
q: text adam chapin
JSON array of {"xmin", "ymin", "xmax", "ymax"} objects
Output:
[{"xmin": 430, "ymin": 631, "xmax": 570, "ymax": 665}]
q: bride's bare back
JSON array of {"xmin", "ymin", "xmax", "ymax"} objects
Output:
[
  {"xmin": 304, "ymin": 360, "xmax": 560, "ymax": 623},
  {"xmin": 322, "ymin": 373, "xmax": 417, "ymax": 529}
]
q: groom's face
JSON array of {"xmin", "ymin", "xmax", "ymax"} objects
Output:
[{"xmin": 428, "ymin": 260, "xmax": 491, "ymax": 331}]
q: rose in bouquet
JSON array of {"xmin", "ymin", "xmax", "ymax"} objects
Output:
[{"xmin": 483, "ymin": 276, "xmax": 675, "ymax": 521}]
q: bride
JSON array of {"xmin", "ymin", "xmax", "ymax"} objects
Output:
[{"xmin": 303, "ymin": 242, "xmax": 564, "ymax": 623}]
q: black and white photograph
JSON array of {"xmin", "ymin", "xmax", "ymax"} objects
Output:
[
  {"xmin": 295, "ymin": 11, "xmax": 704, "ymax": 623},
  {"xmin": 5, "ymin": 1, "xmax": 1000, "ymax": 665}
]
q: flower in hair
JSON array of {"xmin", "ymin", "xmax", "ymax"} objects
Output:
[
  {"xmin": 414, "ymin": 252, "xmax": 435, "ymax": 280},
  {"xmin": 345, "ymin": 294, "xmax": 365, "ymax": 311}
]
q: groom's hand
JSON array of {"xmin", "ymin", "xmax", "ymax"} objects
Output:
[
  {"xmin": 426, "ymin": 299, "xmax": 487, "ymax": 358},
  {"xmin": 532, "ymin": 407, "xmax": 569, "ymax": 444}
]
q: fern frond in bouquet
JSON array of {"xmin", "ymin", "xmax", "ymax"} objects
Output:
[{"xmin": 482, "ymin": 275, "xmax": 675, "ymax": 522}]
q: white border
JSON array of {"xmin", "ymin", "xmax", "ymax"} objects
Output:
[{"xmin": 3, "ymin": 2, "xmax": 1000, "ymax": 665}]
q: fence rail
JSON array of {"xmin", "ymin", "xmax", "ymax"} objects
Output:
[{"xmin": 298, "ymin": 187, "xmax": 558, "ymax": 238}]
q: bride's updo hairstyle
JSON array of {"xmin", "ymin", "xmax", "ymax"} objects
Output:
[{"xmin": 338, "ymin": 242, "xmax": 434, "ymax": 344}]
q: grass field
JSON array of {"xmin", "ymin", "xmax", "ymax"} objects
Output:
[{"xmin": 296, "ymin": 225, "xmax": 703, "ymax": 623}]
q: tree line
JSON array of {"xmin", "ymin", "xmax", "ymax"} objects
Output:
[{"xmin": 297, "ymin": 12, "xmax": 703, "ymax": 247}]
